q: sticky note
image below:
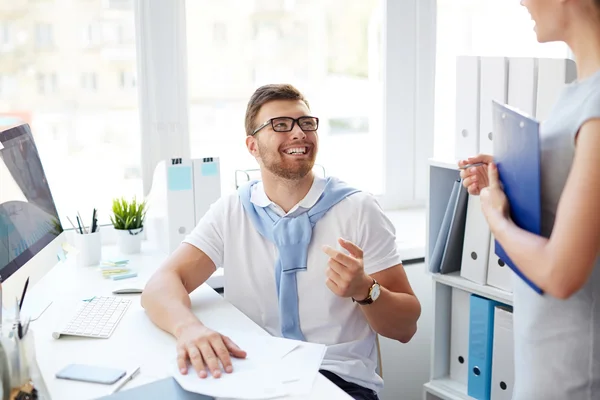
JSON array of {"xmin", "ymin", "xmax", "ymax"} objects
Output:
[
  {"xmin": 57, "ymin": 249, "xmax": 66, "ymax": 262},
  {"xmin": 168, "ymin": 166, "xmax": 192, "ymax": 191},
  {"xmin": 111, "ymin": 272, "xmax": 138, "ymax": 280},
  {"xmin": 201, "ymin": 162, "xmax": 218, "ymax": 176}
]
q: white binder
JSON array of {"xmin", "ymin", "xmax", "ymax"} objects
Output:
[
  {"xmin": 491, "ymin": 306, "xmax": 514, "ymax": 400},
  {"xmin": 460, "ymin": 195, "xmax": 491, "ymax": 285},
  {"xmin": 166, "ymin": 159, "xmax": 196, "ymax": 253},
  {"xmin": 479, "ymin": 57, "xmax": 508, "ymax": 155},
  {"xmin": 450, "ymin": 288, "xmax": 471, "ymax": 387},
  {"xmin": 486, "ymin": 235, "xmax": 513, "ymax": 292},
  {"xmin": 455, "ymin": 55, "xmax": 481, "ymax": 160},
  {"xmin": 508, "ymin": 57, "xmax": 537, "ymax": 116},
  {"xmin": 192, "ymin": 157, "xmax": 222, "ymax": 225},
  {"xmin": 535, "ymin": 58, "xmax": 577, "ymax": 122}
]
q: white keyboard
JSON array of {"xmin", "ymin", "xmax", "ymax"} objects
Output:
[{"xmin": 52, "ymin": 296, "xmax": 131, "ymax": 339}]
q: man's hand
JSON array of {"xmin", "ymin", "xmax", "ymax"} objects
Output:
[
  {"xmin": 322, "ymin": 238, "xmax": 372, "ymax": 300},
  {"xmin": 175, "ymin": 322, "xmax": 247, "ymax": 379}
]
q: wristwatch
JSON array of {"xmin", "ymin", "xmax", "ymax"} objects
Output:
[{"xmin": 353, "ymin": 279, "xmax": 381, "ymax": 305}]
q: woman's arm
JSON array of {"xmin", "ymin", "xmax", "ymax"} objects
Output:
[{"xmin": 487, "ymin": 118, "xmax": 600, "ymax": 299}]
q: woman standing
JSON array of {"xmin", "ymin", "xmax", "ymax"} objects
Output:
[{"xmin": 459, "ymin": 0, "xmax": 600, "ymax": 399}]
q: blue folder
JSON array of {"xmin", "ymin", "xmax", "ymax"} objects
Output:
[
  {"xmin": 491, "ymin": 101, "xmax": 543, "ymax": 294},
  {"xmin": 467, "ymin": 295, "xmax": 497, "ymax": 400}
]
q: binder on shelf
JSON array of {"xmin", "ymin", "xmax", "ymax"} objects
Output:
[
  {"xmin": 491, "ymin": 306, "xmax": 514, "ymax": 400},
  {"xmin": 166, "ymin": 158, "xmax": 196, "ymax": 250},
  {"xmin": 450, "ymin": 288, "xmax": 471, "ymax": 387},
  {"xmin": 440, "ymin": 183, "xmax": 468, "ymax": 274},
  {"xmin": 460, "ymin": 194, "xmax": 491, "ymax": 285},
  {"xmin": 479, "ymin": 57, "xmax": 508, "ymax": 155},
  {"xmin": 486, "ymin": 234, "xmax": 513, "ymax": 293},
  {"xmin": 192, "ymin": 157, "xmax": 222, "ymax": 225},
  {"xmin": 429, "ymin": 180, "xmax": 460, "ymax": 273},
  {"xmin": 429, "ymin": 179, "xmax": 468, "ymax": 274},
  {"xmin": 455, "ymin": 55, "xmax": 481, "ymax": 160},
  {"xmin": 535, "ymin": 58, "xmax": 577, "ymax": 122},
  {"xmin": 468, "ymin": 294, "xmax": 503, "ymax": 400},
  {"xmin": 492, "ymin": 101, "xmax": 543, "ymax": 295},
  {"xmin": 507, "ymin": 57, "xmax": 537, "ymax": 117}
]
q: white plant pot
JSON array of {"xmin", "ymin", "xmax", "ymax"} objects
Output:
[{"xmin": 115, "ymin": 227, "xmax": 144, "ymax": 254}]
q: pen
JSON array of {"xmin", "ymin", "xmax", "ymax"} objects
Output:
[
  {"xmin": 76, "ymin": 216, "xmax": 83, "ymax": 234},
  {"xmin": 19, "ymin": 277, "xmax": 29, "ymax": 311},
  {"xmin": 77, "ymin": 211, "xmax": 88, "ymax": 234},
  {"xmin": 66, "ymin": 216, "xmax": 79, "ymax": 232},
  {"xmin": 14, "ymin": 297, "xmax": 21, "ymax": 339},
  {"xmin": 110, "ymin": 366, "xmax": 140, "ymax": 394},
  {"xmin": 91, "ymin": 209, "xmax": 97, "ymax": 233},
  {"xmin": 458, "ymin": 162, "xmax": 486, "ymax": 170}
]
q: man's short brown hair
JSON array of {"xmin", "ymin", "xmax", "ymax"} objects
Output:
[{"xmin": 244, "ymin": 84, "xmax": 310, "ymax": 136}]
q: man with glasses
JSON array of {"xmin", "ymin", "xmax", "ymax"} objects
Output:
[{"xmin": 141, "ymin": 84, "xmax": 421, "ymax": 400}]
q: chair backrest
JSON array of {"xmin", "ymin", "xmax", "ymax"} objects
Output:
[{"xmin": 376, "ymin": 334, "xmax": 383, "ymax": 378}]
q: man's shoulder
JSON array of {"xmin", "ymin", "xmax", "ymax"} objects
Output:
[
  {"xmin": 337, "ymin": 186, "xmax": 382, "ymax": 211},
  {"xmin": 209, "ymin": 192, "xmax": 245, "ymax": 217}
]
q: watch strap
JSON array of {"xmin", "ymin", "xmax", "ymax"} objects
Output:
[{"xmin": 352, "ymin": 279, "xmax": 377, "ymax": 305}]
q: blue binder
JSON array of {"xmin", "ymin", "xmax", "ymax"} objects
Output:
[
  {"xmin": 491, "ymin": 101, "xmax": 543, "ymax": 294},
  {"xmin": 467, "ymin": 295, "xmax": 502, "ymax": 400}
]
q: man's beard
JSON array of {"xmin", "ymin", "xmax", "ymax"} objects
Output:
[{"xmin": 257, "ymin": 142, "xmax": 316, "ymax": 180}]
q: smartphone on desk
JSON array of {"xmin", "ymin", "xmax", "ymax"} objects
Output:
[{"xmin": 56, "ymin": 364, "xmax": 126, "ymax": 385}]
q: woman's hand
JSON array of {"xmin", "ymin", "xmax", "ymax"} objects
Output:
[
  {"xmin": 480, "ymin": 162, "xmax": 511, "ymax": 232},
  {"xmin": 458, "ymin": 154, "xmax": 494, "ymax": 195}
]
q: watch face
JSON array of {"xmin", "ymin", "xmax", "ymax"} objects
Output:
[{"xmin": 371, "ymin": 284, "xmax": 381, "ymax": 301}]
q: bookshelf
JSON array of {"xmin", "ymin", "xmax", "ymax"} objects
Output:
[{"xmin": 422, "ymin": 157, "xmax": 513, "ymax": 400}]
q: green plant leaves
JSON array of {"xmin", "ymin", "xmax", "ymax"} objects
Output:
[{"xmin": 111, "ymin": 196, "xmax": 147, "ymax": 230}]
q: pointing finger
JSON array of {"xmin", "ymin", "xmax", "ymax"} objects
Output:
[{"xmin": 338, "ymin": 238, "xmax": 363, "ymax": 259}]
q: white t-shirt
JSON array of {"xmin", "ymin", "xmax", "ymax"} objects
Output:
[{"xmin": 183, "ymin": 176, "xmax": 403, "ymax": 393}]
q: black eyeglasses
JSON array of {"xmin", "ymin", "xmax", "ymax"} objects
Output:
[{"xmin": 251, "ymin": 116, "xmax": 319, "ymax": 136}]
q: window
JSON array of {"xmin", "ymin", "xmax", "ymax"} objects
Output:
[
  {"xmin": 81, "ymin": 72, "xmax": 98, "ymax": 91},
  {"xmin": 36, "ymin": 73, "xmax": 58, "ymax": 94},
  {"xmin": 434, "ymin": 0, "xmax": 570, "ymax": 160},
  {"xmin": 119, "ymin": 70, "xmax": 136, "ymax": 89},
  {"xmin": 1, "ymin": 3, "xmax": 141, "ymax": 226},
  {"xmin": 0, "ymin": 23, "xmax": 9, "ymax": 46},
  {"xmin": 0, "ymin": 76, "xmax": 17, "ymax": 98},
  {"xmin": 185, "ymin": 0, "xmax": 383, "ymax": 195},
  {"xmin": 35, "ymin": 23, "xmax": 53, "ymax": 49}
]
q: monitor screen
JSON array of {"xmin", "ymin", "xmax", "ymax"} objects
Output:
[{"xmin": 0, "ymin": 124, "xmax": 63, "ymax": 281}]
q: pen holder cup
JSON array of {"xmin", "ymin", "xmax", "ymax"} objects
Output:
[
  {"xmin": 74, "ymin": 231, "xmax": 102, "ymax": 267},
  {"xmin": 0, "ymin": 327, "xmax": 49, "ymax": 400}
]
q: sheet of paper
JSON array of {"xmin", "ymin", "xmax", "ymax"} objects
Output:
[
  {"xmin": 273, "ymin": 341, "xmax": 328, "ymax": 396},
  {"xmin": 217, "ymin": 328, "xmax": 300, "ymax": 363},
  {"xmin": 169, "ymin": 329, "xmax": 326, "ymax": 399},
  {"xmin": 171, "ymin": 361, "xmax": 288, "ymax": 400}
]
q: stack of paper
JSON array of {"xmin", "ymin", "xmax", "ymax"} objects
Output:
[
  {"xmin": 100, "ymin": 259, "xmax": 137, "ymax": 280},
  {"xmin": 170, "ymin": 329, "xmax": 326, "ymax": 399}
]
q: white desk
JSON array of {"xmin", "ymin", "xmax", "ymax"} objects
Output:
[{"xmin": 23, "ymin": 241, "xmax": 350, "ymax": 400}]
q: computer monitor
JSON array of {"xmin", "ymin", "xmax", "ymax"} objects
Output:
[{"xmin": 0, "ymin": 123, "xmax": 64, "ymax": 302}]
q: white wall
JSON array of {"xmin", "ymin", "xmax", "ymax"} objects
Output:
[{"xmin": 379, "ymin": 262, "xmax": 432, "ymax": 400}]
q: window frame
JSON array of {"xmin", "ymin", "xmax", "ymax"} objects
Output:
[{"xmin": 134, "ymin": 0, "xmax": 435, "ymax": 210}]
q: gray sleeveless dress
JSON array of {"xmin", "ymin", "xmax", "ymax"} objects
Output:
[{"xmin": 512, "ymin": 69, "xmax": 600, "ymax": 400}]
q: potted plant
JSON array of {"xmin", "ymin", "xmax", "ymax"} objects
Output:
[{"xmin": 110, "ymin": 196, "xmax": 147, "ymax": 254}]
